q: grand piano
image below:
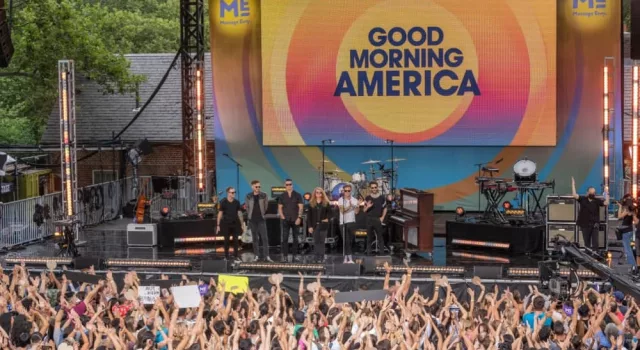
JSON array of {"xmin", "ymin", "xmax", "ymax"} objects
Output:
[{"xmin": 389, "ymin": 188, "xmax": 434, "ymax": 252}]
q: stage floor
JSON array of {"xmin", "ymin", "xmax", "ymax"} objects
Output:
[{"xmin": 0, "ymin": 214, "xmax": 628, "ymax": 276}]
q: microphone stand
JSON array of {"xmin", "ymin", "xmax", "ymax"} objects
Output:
[
  {"xmin": 321, "ymin": 140, "xmax": 327, "ymax": 191},
  {"xmin": 473, "ymin": 160, "xmax": 492, "ymax": 213},
  {"xmin": 224, "ymin": 153, "xmax": 242, "ymax": 198},
  {"xmin": 387, "ymin": 140, "xmax": 395, "ymax": 197}
]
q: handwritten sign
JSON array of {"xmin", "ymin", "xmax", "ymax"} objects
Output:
[
  {"xmin": 171, "ymin": 285, "xmax": 201, "ymax": 308},
  {"xmin": 138, "ymin": 286, "xmax": 160, "ymax": 305}
]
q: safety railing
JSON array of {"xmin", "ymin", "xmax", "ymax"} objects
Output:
[
  {"xmin": 147, "ymin": 176, "xmax": 205, "ymax": 219},
  {"xmin": 0, "ymin": 178, "xmax": 133, "ymax": 249}
]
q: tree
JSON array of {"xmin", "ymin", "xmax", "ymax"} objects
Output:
[
  {"xmin": 624, "ymin": 0, "xmax": 631, "ymax": 30},
  {"xmin": 0, "ymin": 0, "xmax": 208, "ymax": 145}
]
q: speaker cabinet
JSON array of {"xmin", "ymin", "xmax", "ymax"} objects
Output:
[
  {"xmin": 128, "ymin": 247, "xmax": 157, "ymax": 260},
  {"xmin": 325, "ymin": 263, "xmax": 361, "ymax": 276},
  {"xmin": 73, "ymin": 257, "xmax": 104, "ymax": 270},
  {"xmin": 546, "ymin": 224, "xmax": 577, "ymax": 249},
  {"xmin": 547, "ymin": 196, "xmax": 577, "ymax": 222},
  {"xmin": 472, "ymin": 265, "xmax": 503, "ymax": 279},
  {"xmin": 577, "ymin": 224, "xmax": 608, "ymax": 250},
  {"xmin": 202, "ymin": 260, "xmax": 231, "ymax": 273},
  {"xmin": 127, "ymin": 223, "xmax": 157, "ymax": 246}
]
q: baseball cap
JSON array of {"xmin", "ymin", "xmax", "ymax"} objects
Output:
[{"xmin": 614, "ymin": 291, "xmax": 624, "ymax": 302}]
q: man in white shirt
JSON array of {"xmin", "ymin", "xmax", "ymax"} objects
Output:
[{"xmin": 337, "ymin": 184, "xmax": 359, "ymax": 263}]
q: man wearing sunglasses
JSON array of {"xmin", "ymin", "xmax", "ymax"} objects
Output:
[
  {"xmin": 278, "ymin": 179, "xmax": 304, "ymax": 262},
  {"xmin": 363, "ymin": 181, "xmax": 387, "ymax": 255},
  {"xmin": 217, "ymin": 187, "xmax": 244, "ymax": 262},
  {"xmin": 245, "ymin": 180, "xmax": 272, "ymax": 262}
]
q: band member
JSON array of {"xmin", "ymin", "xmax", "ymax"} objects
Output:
[
  {"xmin": 278, "ymin": 179, "xmax": 304, "ymax": 262},
  {"xmin": 308, "ymin": 187, "xmax": 331, "ymax": 263},
  {"xmin": 338, "ymin": 184, "xmax": 359, "ymax": 264},
  {"xmin": 572, "ymin": 177, "xmax": 609, "ymax": 250},
  {"xmin": 245, "ymin": 180, "xmax": 272, "ymax": 262},
  {"xmin": 364, "ymin": 181, "xmax": 387, "ymax": 255},
  {"xmin": 216, "ymin": 187, "xmax": 244, "ymax": 262}
]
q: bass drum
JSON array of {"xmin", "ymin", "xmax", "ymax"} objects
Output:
[{"xmin": 513, "ymin": 159, "xmax": 537, "ymax": 182}]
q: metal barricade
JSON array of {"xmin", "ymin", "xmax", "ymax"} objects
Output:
[{"xmin": 0, "ymin": 177, "xmax": 133, "ymax": 248}]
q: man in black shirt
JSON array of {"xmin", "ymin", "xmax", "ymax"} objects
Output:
[
  {"xmin": 217, "ymin": 187, "xmax": 244, "ymax": 262},
  {"xmin": 245, "ymin": 180, "xmax": 272, "ymax": 262},
  {"xmin": 278, "ymin": 179, "xmax": 304, "ymax": 262},
  {"xmin": 364, "ymin": 181, "xmax": 387, "ymax": 255},
  {"xmin": 572, "ymin": 177, "xmax": 609, "ymax": 249}
]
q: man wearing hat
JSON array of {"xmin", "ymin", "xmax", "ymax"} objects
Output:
[{"xmin": 613, "ymin": 291, "xmax": 627, "ymax": 314}]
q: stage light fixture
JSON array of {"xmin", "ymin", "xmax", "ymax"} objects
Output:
[
  {"xmin": 174, "ymin": 236, "xmax": 229, "ymax": 243},
  {"xmin": 354, "ymin": 230, "xmax": 367, "ymax": 237},
  {"xmin": 194, "ymin": 62, "xmax": 207, "ymax": 193},
  {"xmin": 104, "ymin": 259, "xmax": 191, "ymax": 268},
  {"xmin": 160, "ymin": 207, "xmax": 171, "ymax": 218},
  {"xmin": 455, "ymin": 207, "xmax": 465, "ymax": 217},
  {"xmin": 633, "ymin": 65, "xmax": 639, "ymax": 199},
  {"xmin": 58, "ymin": 60, "xmax": 78, "ymax": 219},
  {"xmin": 5, "ymin": 257, "xmax": 73, "ymax": 266},
  {"xmin": 507, "ymin": 268, "xmax": 540, "ymax": 277},
  {"xmin": 559, "ymin": 268, "xmax": 599, "ymax": 279},
  {"xmin": 502, "ymin": 201, "xmax": 512, "ymax": 210},
  {"xmin": 375, "ymin": 265, "xmax": 465, "ymax": 275},
  {"xmin": 237, "ymin": 262, "xmax": 324, "ymax": 272},
  {"xmin": 505, "ymin": 209, "xmax": 526, "ymax": 216},
  {"xmin": 451, "ymin": 252, "xmax": 510, "ymax": 264},
  {"xmin": 174, "ymin": 248, "xmax": 221, "ymax": 255},
  {"xmin": 451, "ymin": 239, "xmax": 510, "ymax": 249}
]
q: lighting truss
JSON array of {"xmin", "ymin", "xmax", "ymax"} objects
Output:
[
  {"xmin": 634, "ymin": 64, "xmax": 639, "ymax": 199},
  {"xmin": 5, "ymin": 257, "xmax": 73, "ymax": 266},
  {"xmin": 58, "ymin": 60, "xmax": 78, "ymax": 220},
  {"xmin": 237, "ymin": 262, "xmax": 325, "ymax": 272},
  {"xmin": 451, "ymin": 239, "xmax": 510, "ymax": 249},
  {"xmin": 376, "ymin": 265, "xmax": 465, "ymax": 275},
  {"xmin": 105, "ymin": 259, "xmax": 191, "ymax": 268}
]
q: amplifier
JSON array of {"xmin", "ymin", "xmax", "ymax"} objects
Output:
[
  {"xmin": 546, "ymin": 223, "xmax": 576, "ymax": 249},
  {"xmin": 128, "ymin": 247, "xmax": 157, "ymax": 260},
  {"xmin": 547, "ymin": 196, "xmax": 577, "ymax": 222},
  {"xmin": 127, "ymin": 223, "xmax": 157, "ymax": 247}
]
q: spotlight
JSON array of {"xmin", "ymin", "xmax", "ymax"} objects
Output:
[
  {"xmin": 160, "ymin": 207, "xmax": 171, "ymax": 218},
  {"xmin": 502, "ymin": 201, "xmax": 512, "ymax": 210},
  {"xmin": 303, "ymin": 192, "xmax": 312, "ymax": 201},
  {"xmin": 455, "ymin": 207, "xmax": 465, "ymax": 217}
]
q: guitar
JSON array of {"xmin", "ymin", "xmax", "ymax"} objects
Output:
[{"xmin": 135, "ymin": 194, "xmax": 147, "ymax": 224}]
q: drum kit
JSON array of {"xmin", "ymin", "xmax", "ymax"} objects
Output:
[{"xmin": 321, "ymin": 158, "xmax": 406, "ymax": 199}]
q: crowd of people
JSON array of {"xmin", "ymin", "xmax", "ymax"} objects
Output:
[{"xmin": 0, "ymin": 261, "xmax": 638, "ymax": 349}]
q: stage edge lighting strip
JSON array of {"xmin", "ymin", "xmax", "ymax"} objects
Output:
[
  {"xmin": 194, "ymin": 62, "xmax": 206, "ymax": 192},
  {"xmin": 5, "ymin": 257, "xmax": 73, "ymax": 265},
  {"xmin": 237, "ymin": 263, "xmax": 324, "ymax": 271},
  {"xmin": 375, "ymin": 265, "xmax": 465, "ymax": 274},
  {"xmin": 105, "ymin": 259, "xmax": 191, "ymax": 268},
  {"xmin": 634, "ymin": 65, "xmax": 639, "ymax": 199},
  {"xmin": 451, "ymin": 239, "xmax": 510, "ymax": 249}
]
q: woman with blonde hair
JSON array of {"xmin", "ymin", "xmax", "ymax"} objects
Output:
[{"xmin": 308, "ymin": 187, "xmax": 331, "ymax": 262}]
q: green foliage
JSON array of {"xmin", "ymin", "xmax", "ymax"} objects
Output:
[
  {"xmin": 0, "ymin": 0, "xmax": 205, "ymax": 145},
  {"xmin": 624, "ymin": 0, "xmax": 631, "ymax": 30}
]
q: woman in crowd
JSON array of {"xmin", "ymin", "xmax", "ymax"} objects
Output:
[{"xmin": 307, "ymin": 187, "xmax": 331, "ymax": 263}]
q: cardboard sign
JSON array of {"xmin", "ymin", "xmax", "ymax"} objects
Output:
[
  {"xmin": 139, "ymin": 285, "xmax": 161, "ymax": 305},
  {"xmin": 335, "ymin": 289, "xmax": 388, "ymax": 304},
  {"xmin": 218, "ymin": 275, "xmax": 249, "ymax": 295},
  {"xmin": 170, "ymin": 285, "xmax": 201, "ymax": 308}
]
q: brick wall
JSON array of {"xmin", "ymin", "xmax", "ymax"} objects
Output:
[{"xmin": 49, "ymin": 141, "xmax": 215, "ymax": 188}]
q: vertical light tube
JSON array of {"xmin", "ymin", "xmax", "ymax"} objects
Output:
[
  {"xmin": 60, "ymin": 71, "xmax": 73, "ymax": 216},
  {"xmin": 633, "ymin": 65, "xmax": 639, "ymax": 199},
  {"xmin": 195, "ymin": 67, "xmax": 204, "ymax": 191},
  {"xmin": 603, "ymin": 66, "xmax": 609, "ymax": 185}
]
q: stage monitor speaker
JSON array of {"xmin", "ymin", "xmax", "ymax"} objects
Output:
[
  {"xmin": 547, "ymin": 196, "xmax": 577, "ymax": 222},
  {"xmin": 546, "ymin": 224, "xmax": 577, "ymax": 249},
  {"xmin": 73, "ymin": 257, "xmax": 104, "ymax": 270},
  {"xmin": 202, "ymin": 260, "xmax": 231, "ymax": 273},
  {"xmin": 361, "ymin": 256, "xmax": 392, "ymax": 274},
  {"xmin": 632, "ymin": 0, "xmax": 640, "ymax": 59},
  {"xmin": 325, "ymin": 263, "xmax": 361, "ymax": 276},
  {"xmin": 472, "ymin": 265, "xmax": 503, "ymax": 279},
  {"xmin": 577, "ymin": 224, "xmax": 608, "ymax": 250}
]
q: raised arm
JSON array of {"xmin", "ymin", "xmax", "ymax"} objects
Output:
[{"xmin": 571, "ymin": 177, "xmax": 579, "ymax": 199}]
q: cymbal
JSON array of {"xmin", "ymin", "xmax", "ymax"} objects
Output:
[
  {"xmin": 362, "ymin": 160, "xmax": 381, "ymax": 165},
  {"xmin": 386, "ymin": 158, "xmax": 407, "ymax": 162}
]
